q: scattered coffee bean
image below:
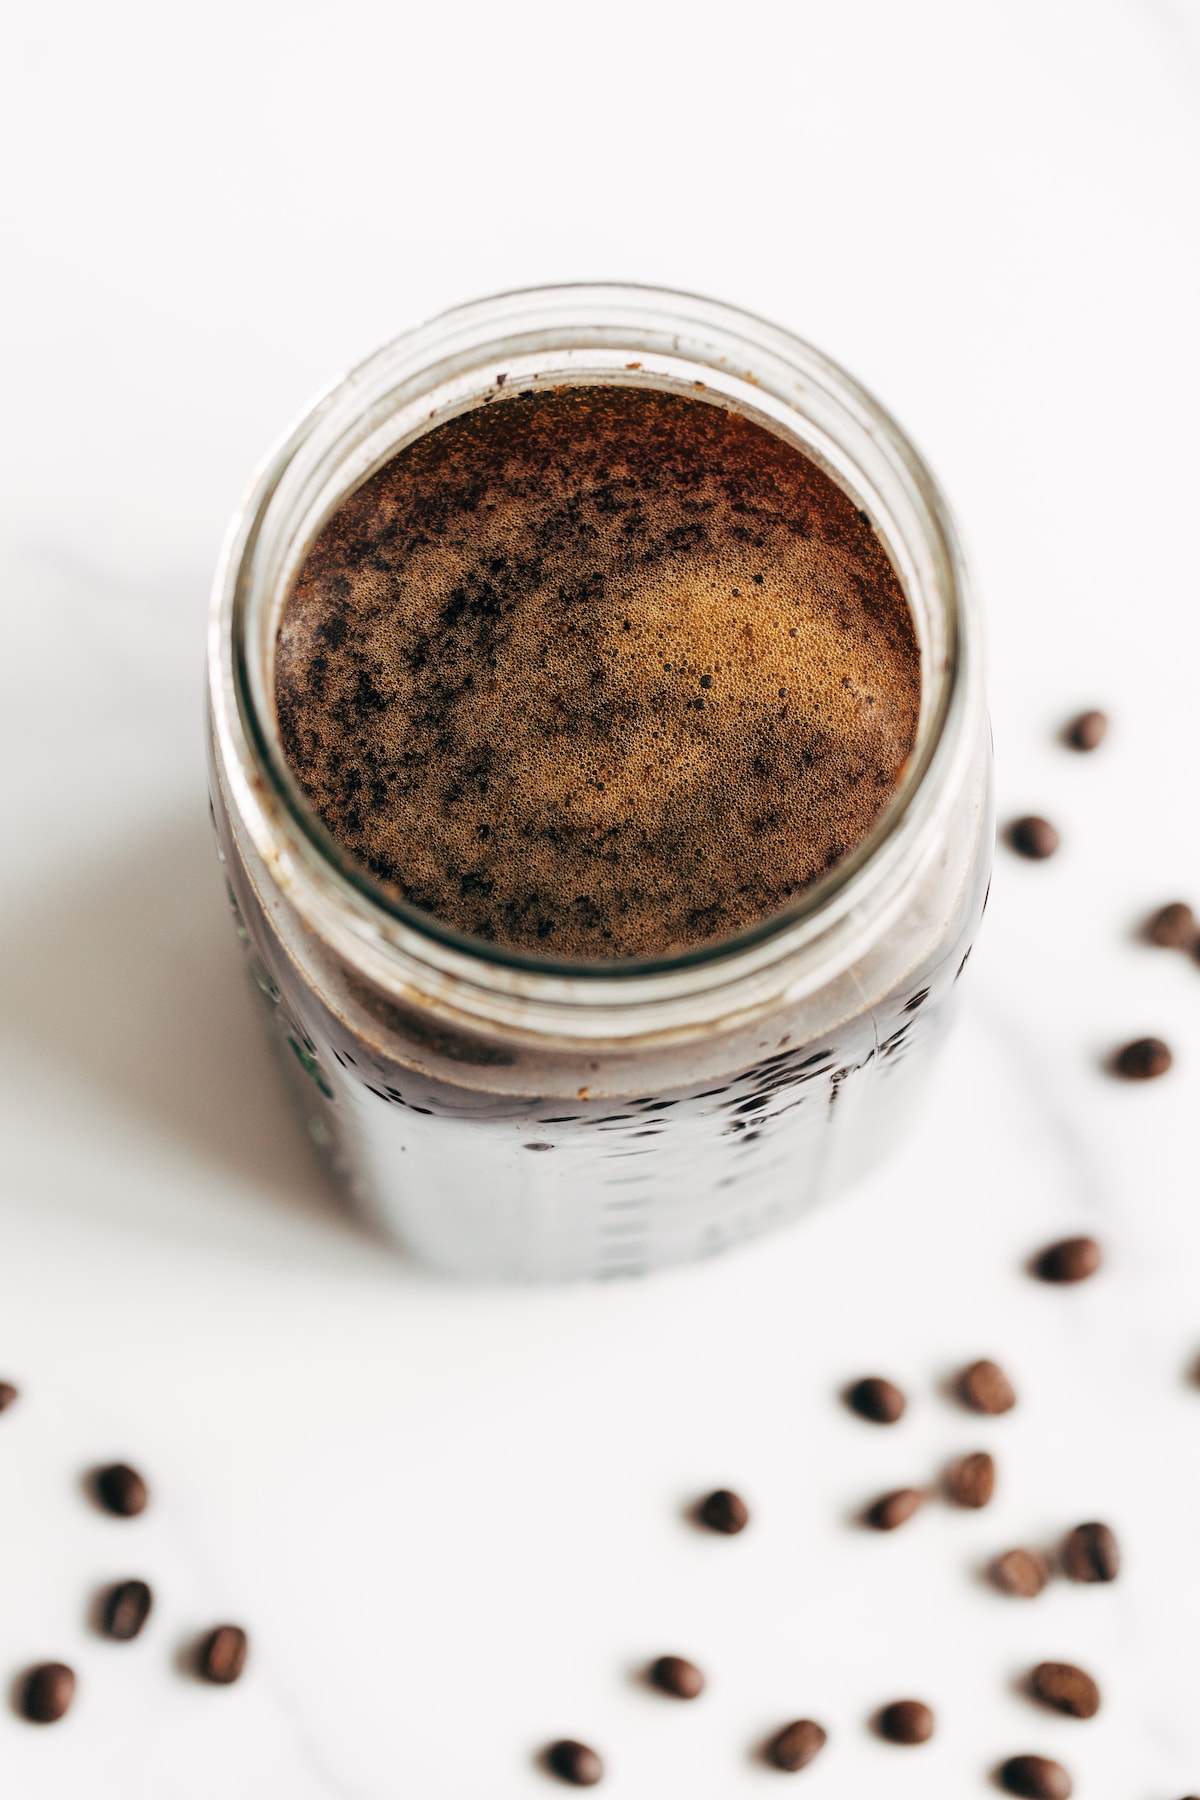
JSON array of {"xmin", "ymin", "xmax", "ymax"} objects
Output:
[
  {"xmin": 648, "ymin": 1655, "xmax": 705, "ymax": 1699},
  {"xmin": 545, "ymin": 1740, "xmax": 604, "ymax": 1786},
  {"xmin": 1027, "ymin": 1661, "xmax": 1100, "ymax": 1720},
  {"xmin": 1062, "ymin": 1521, "xmax": 1119, "ymax": 1583},
  {"xmin": 696, "ymin": 1489, "xmax": 749, "ymax": 1535},
  {"xmin": 92, "ymin": 1463, "xmax": 149, "ymax": 1518},
  {"xmin": 944, "ymin": 1450, "xmax": 996, "ymax": 1509},
  {"xmin": 0, "ymin": 1380, "xmax": 18, "ymax": 1412},
  {"xmin": 998, "ymin": 1753, "xmax": 1073, "ymax": 1798},
  {"xmin": 1032, "ymin": 1237, "xmax": 1102, "ymax": 1285},
  {"xmin": 877, "ymin": 1699, "xmax": 934, "ymax": 1744},
  {"xmin": 196, "ymin": 1624, "xmax": 249, "ymax": 1684},
  {"xmin": 100, "ymin": 1578, "xmax": 153, "ymax": 1642},
  {"xmin": 20, "ymin": 1662, "xmax": 75, "ymax": 1724},
  {"xmin": 958, "ymin": 1358, "xmax": 1016, "ymax": 1414},
  {"xmin": 1006, "ymin": 816, "xmax": 1060, "ymax": 860},
  {"xmin": 1063, "ymin": 709, "xmax": 1108, "ymax": 752},
  {"xmin": 764, "ymin": 1719, "xmax": 827, "ymax": 1772},
  {"xmin": 1112, "ymin": 1036, "xmax": 1172, "ymax": 1081},
  {"xmin": 990, "ymin": 1548, "xmax": 1050, "ymax": 1598},
  {"xmin": 845, "ymin": 1376, "xmax": 906, "ymax": 1424},
  {"xmin": 865, "ymin": 1487, "xmax": 925, "ymax": 1531},
  {"xmin": 1145, "ymin": 901, "xmax": 1196, "ymax": 948}
]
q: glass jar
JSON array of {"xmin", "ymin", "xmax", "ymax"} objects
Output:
[{"xmin": 207, "ymin": 284, "xmax": 991, "ymax": 1280}]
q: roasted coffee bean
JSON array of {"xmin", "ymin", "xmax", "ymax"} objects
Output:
[
  {"xmin": 0, "ymin": 1380, "xmax": 18, "ymax": 1412},
  {"xmin": 865, "ymin": 1487, "xmax": 924, "ymax": 1531},
  {"xmin": 764, "ymin": 1719, "xmax": 827, "ymax": 1772},
  {"xmin": 1032, "ymin": 1237, "xmax": 1102, "ymax": 1285},
  {"xmin": 20, "ymin": 1662, "xmax": 75, "ymax": 1724},
  {"xmin": 1112, "ymin": 1036, "xmax": 1172, "ymax": 1080},
  {"xmin": 991, "ymin": 1548, "xmax": 1050, "ymax": 1598},
  {"xmin": 196, "ymin": 1624, "xmax": 249, "ymax": 1684},
  {"xmin": 1006, "ymin": 816, "xmax": 1060, "ymax": 860},
  {"xmin": 998, "ymin": 1753, "xmax": 1073, "ymax": 1798},
  {"xmin": 649, "ymin": 1655, "xmax": 705, "ymax": 1699},
  {"xmin": 845, "ymin": 1375, "xmax": 906, "ymax": 1424},
  {"xmin": 1062, "ymin": 1521, "xmax": 1119, "ymax": 1583},
  {"xmin": 958, "ymin": 1358, "xmax": 1016, "ymax": 1414},
  {"xmin": 1145, "ymin": 901, "xmax": 1196, "ymax": 948},
  {"xmin": 945, "ymin": 1450, "xmax": 996, "ymax": 1509},
  {"xmin": 100, "ymin": 1578, "xmax": 153, "ymax": 1642},
  {"xmin": 1063, "ymin": 710, "xmax": 1108, "ymax": 752},
  {"xmin": 1027, "ymin": 1661, "xmax": 1100, "ymax": 1719},
  {"xmin": 877, "ymin": 1699, "xmax": 934, "ymax": 1744},
  {"xmin": 545, "ymin": 1740, "xmax": 604, "ymax": 1786},
  {"xmin": 696, "ymin": 1489, "xmax": 749, "ymax": 1534},
  {"xmin": 93, "ymin": 1463, "xmax": 149, "ymax": 1517}
]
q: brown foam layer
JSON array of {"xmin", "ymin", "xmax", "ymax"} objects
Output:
[{"xmin": 275, "ymin": 384, "xmax": 919, "ymax": 959}]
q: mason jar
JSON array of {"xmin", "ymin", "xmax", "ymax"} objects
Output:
[{"xmin": 207, "ymin": 284, "xmax": 991, "ymax": 1280}]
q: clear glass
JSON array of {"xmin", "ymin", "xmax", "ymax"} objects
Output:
[{"xmin": 207, "ymin": 284, "xmax": 992, "ymax": 1279}]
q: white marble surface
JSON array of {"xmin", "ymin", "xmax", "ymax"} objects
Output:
[{"xmin": 3, "ymin": 1, "xmax": 1200, "ymax": 1794}]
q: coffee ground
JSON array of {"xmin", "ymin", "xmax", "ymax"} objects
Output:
[{"xmin": 276, "ymin": 385, "xmax": 920, "ymax": 959}]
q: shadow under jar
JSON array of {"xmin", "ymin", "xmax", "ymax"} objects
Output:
[{"xmin": 207, "ymin": 284, "xmax": 991, "ymax": 1280}]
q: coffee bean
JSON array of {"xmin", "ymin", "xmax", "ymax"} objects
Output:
[
  {"xmin": 92, "ymin": 1463, "xmax": 149, "ymax": 1518},
  {"xmin": 1027, "ymin": 1661, "xmax": 1100, "ymax": 1719},
  {"xmin": 945, "ymin": 1450, "xmax": 996, "ymax": 1509},
  {"xmin": 877, "ymin": 1699, "xmax": 934, "ymax": 1744},
  {"xmin": 1145, "ymin": 902, "xmax": 1196, "ymax": 948},
  {"xmin": 1031, "ymin": 1237, "xmax": 1102, "ymax": 1285},
  {"xmin": 998, "ymin": 1753, "xmax": 1073, "ymax": 1798},
  {"xmin": 545, "ymin": 1740, "xmax": 604, "ymax": 1786},
  {"xmin": 196, "ymin": 1624, "xmax": 249, "ymax": 1684},
  {"xmin": 990, "ymin": 1548, "xmax": 1050, "ymax": 1598},
  {"xmin": 1062, "ymin": 1521, "xmax": 1119, "ymax": 1583},
  {"xmin": 1112, "ymin": 1036, "xmax": 1172, "ymax": 1080},
  {"xmin": 764, "ymin": 1719, "xmax": 827, "ymax": 1771},
  {"xmin": 1063, "ymin": 710, "xmax": 1108, "ymax": 752},
  {"xmin": 958, "ymin": 1358, "xmax": 1016, "ymax": 1415},
  {"xmin": 100, "ymin": 1578, "xmax": 153, "ymax": 1642},
  {"xmin": 649, "ymin": 1655, "xmax": 705, "ymax": 1699},
  {"xmin": 20, "ymin": 1662, "xmax": 75, "ymax": 1724},
  {"xmin": 1006, "ymin": 817, "xmax": 1060, "ymax": 860},
  {"xmin": 845, "ymin": 1375, "xmax": 906, "ymax": 1424},
  {"xmin": 865, "ymin": 1487, "xmax": 925, "ymax": 1530},
  {"xmin": 696, "ymin": 1489, "xmax": 749, "ymax": 1534},
  {"xmin": 0, "ymin": 1380, "xmax": 18, "ymax": 1412}
]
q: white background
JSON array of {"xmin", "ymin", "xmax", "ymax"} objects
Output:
[{"xmin": 3, "ymin": 1, "xmax": 1200, "ymax": 1794}]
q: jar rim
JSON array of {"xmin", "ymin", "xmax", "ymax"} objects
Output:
[{"xmin": 211, "ymin": 282, "xmax": 980, "ymax": 1027}]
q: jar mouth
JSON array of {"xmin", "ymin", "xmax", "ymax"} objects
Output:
[{"xmin": 216, "ymin": 283, "xmax": 976, "ymax": 997}]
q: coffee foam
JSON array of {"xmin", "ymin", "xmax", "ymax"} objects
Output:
[{"xmin": 275, "ymin": 385, "xmax": 920, "ymax": 959}]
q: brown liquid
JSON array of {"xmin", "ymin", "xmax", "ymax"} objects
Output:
[{"xmin": 275, "ymin": 385, "xmax": 919, "ymax": 959}]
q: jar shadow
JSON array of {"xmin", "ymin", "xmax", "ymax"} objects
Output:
[{"xmin": 0, "ymin": 804, "xmax": 380, "ymax": 1255}]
